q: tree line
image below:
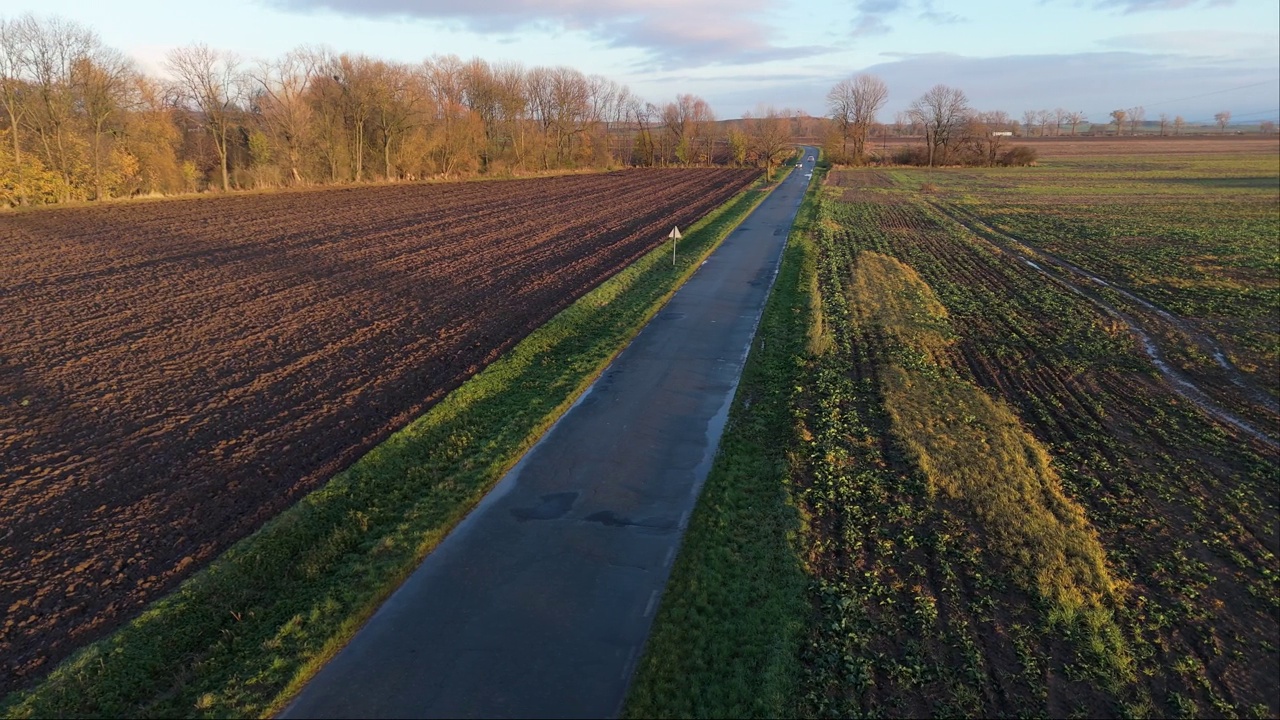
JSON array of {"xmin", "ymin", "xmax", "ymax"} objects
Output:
[
  {"xmin": 0, "ymin": 14, "xmax": 808, "ymax": 208},
  {"xmin": 5, "ymin": 13, "xmax": 1263, "ymax": 207},
  {"xmin": 826, "ymin": 79, "xmax": 1037, "ymax": 167},
  {"xmin": 825, "ymin": 75, "xmax": 1266, "ymax": 168}
]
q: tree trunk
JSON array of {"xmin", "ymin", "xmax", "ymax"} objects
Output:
[
  {"xmin": 7, "ymin": 107, "xmax": 24, "ymax": 205},
  {"xmin": 53, "ymin": 124, "xmax": 71, "ymax": 201},
  {"xmin": 384, "ymin": 136, "xmax": 393, "ymax": 181},
  {"xmin": 93, "ymin": 116, "xmax": 106, "ymax": 200},
  {"xmin": 289, "ymin": 146, "xmax": 301, "ymax": 186},
  {"xmin": 354, "ymin": 119, "xmax": 364, "ymax": 182},
  {"xmin": 219, "ymin": 125, "xmax": 230, "ymax": 192}
]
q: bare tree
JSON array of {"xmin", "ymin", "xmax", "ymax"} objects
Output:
[
  {"xmin": 892, "ymin": 110, "xmax": 907, "ymax": 136},
  {"xmin": 1158, "ymin": 113, "xmax": 1169, "ymax": 136},
  {"xmin": 166, "ymin": 44, "xmax": 242, "ymax": 191},
  {"xmin": 1110, "ymin": 108, "xmax": 1127, "ymax": 136},
  {"xmin": 584, "ymin": 74, "xmax": 621, "ymax": 165},
  {"xmin": 627, "ymin": 96, "xmax": 655, "ymax": 166},
  {"xmin": 746, "ymin": 104, "xmax": 792, "ymax": 180},
  {"xmin": 1021, "ymin": 109, "xmax": 1037, "ymax": 137},
  {"xmin": 1215, "ymin": 111, "xmax": 1231, "ymax": 133},
  {"xmin": 121, "ymin": 73, "xmax": 184, "ymax": 194},
  {"xmin": 428, "ymin": 54, "xmax": 477, "ymax": 176},
  {"xmin": 549, "ymin": 67, "xmax": 591, "ymax": 165},
  {"xmin": 370, "ymin": 61, "xmax": 419, "ymax": 180},
  {"xmin": 1127, "ymin": 105, "xmax": 1145, "ymax": 135},
  {"xmin": 607, "ymin": 82, "xmax": 633, "ymax": 165},
  {"xmin": 306, "ymin": 49, "xmax": 348, "ymax": 183},
  {"xmin": 1065, "ymin": 110, "xmax": 1086, "ymax": 136},
  {"xmin": 460, "ymin": 58, "xmax": 500, "ymax": 172},
  {"xmin": 661, "ymin": 93, "xmax": 714, "ymax": 165},
  {"xmin": 909, "ymin": 84, "xmax": 968, "ymax": 167},
  {"xmin": 72, "ymin": 46, "xmax": 136, "ymax": 199},
  {"xmin": 1173, "ymin": 115, "xmax": 1185, "ymax": 136},
  {"xmin": 523, "ymin": 66, "xmax": 591, "ymax": 168},
  {"xmin": 0, "ymin": 16, "xmax": 32, "ymax": 204},
  {"xmin": 1037, "ymin": 109, "xmax": 1053, "ymax": 137},
  {"xmin": 965, "ymin": 110, "xmax": 1012, "ymax": 166},
  {"xmin": 24, "ymin": 14, "xmax": 98, "ymax": 198},
  {"xmin": 493, "ymin": 61, "xmax": 527, "ymax": 170},
  {"xmin": 1261, "ymin": 120, "xmax": 1276, "ymax": 135},
  {"xmin": 1053, "ymin": 108, "xmax": 1068, "ymax": 137},
  {"xmin": 327, "ymin": 53, "xmax": 382, "ymax": 182},
  {"xmin": 826, "ymin": 74, "xmax": 887, "ymax": 164},
  {"xmin": 249, "ymin": 47, "xmax": 319, "ymax": 185}
]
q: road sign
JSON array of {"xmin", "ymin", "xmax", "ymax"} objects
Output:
[{"xmin": 669, "ymin": 226, "xmax": 681, "ymax": 266}]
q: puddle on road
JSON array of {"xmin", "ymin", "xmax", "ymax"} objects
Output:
[
  {"xmin": 511, "ymin": 492, "xmax": 578, "ymax": 521},
  {"xmin": 584, "ymin": 511, "xmax": 675, "ymax": 533}
]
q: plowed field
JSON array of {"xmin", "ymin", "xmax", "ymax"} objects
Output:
[{"xmin": 0, "ymin": 167, "xmax": 759, "ymax": 693}]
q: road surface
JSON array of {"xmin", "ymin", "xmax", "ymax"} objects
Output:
[{"xmin": 281, "ymin": 149, "xmax": 817, "ymax": 719}]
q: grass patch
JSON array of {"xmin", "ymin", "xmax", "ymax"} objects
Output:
[
  {"xmin": 623, "ymin": 162, "xmax": 823, "ymax": 718},
  {"xmin": 1, "ymin": 176, "xmax": 770, "ymax": 720},
  {"xmin": 848, "ymin": 250, "xmax": 1134, "ymax": 684}
]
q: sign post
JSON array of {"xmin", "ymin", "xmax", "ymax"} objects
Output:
[{"xmin": 669, "ymin": 226, "xmax": 682, "ymax": 267}]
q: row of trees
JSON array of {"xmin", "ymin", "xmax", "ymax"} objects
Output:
[
  {"xmin": 1107, "ymin": 106, "xmax": 1195, "ymax": 136},
  {"xmin": 825, "ymin": 74, "xmax": 1272, "ymax": 168},
  {"xmin": 2, "ymin": 14, "xmax": 809, "ymax": 207},
  {"xmin": 6, "ymin": 13, "xmax": 1267, "ymax": 206},
  {"xmin": 825, "ymin": 78, "xmax": 1033, "ymax": 167}
]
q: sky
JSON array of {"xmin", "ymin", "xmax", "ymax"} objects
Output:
[{"xmin": 6, "ymin": 0, "xmax": 1278, "ymax": 125}]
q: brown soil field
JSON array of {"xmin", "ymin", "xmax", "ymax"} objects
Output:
[
  {"xmin": 863, "ymin": 133, "xmax": 1279, "ymax": 159},
  {"xmin": 0, "ymin": 167, "xmax": 758, "ymax": 694},
  {"xmin": 1006, "ymin": 134, "xmax": 1280, "ymax": 157}
]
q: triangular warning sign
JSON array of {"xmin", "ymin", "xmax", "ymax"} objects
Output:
[{"xmin": 668, "ymin": 226, "xmax": 682, "ymax": 239}]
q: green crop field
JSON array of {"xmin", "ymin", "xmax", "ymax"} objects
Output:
[{"xmin": 629, "ymin": 144, "xmax": 1279, "ymax": 719}]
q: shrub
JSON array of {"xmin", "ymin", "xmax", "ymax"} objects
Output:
[
  {"xmin": 999, "ymin": 145, "xmax": 1038, "ymax": 166},
  {"xmin": 891, "ymin": 145, "xmax": 931, "ymax": 166}
]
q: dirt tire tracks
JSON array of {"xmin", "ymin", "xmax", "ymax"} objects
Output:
[{"xmin": 926, "ymin": 200, "xmax": 1279, "ymax": 451}]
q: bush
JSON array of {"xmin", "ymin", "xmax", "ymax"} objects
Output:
[
  {"xmin": 891, "ymin": 145, "xmax": 931, "ymax": 166},
  {"xmin": 999, "ymin": 145, "xmax": 1038, "ymax": 166}
]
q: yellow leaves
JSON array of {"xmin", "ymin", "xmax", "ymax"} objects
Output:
[{"xmin": 0, "ymin": 131, "xmax": 70, "ymax": 206}]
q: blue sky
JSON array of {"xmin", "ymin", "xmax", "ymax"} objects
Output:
[{"xmin": 7, "ymin": 0, "xmax": 1279, "ymax": 124}]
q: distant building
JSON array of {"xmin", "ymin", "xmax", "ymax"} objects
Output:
[{"xmin": 991, "ymin": 131, "xmax": 1013, "ymax": 137}]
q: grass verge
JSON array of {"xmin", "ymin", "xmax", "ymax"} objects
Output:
[
  {"xmin": 1, "ymin": 175, "xmax": 769, "ymax": 720},
  {"xmin": 622, "ymin": 162, "xmax": 824, "ymax": 718}
]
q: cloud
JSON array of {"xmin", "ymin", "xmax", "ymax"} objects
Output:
[
  {"xmin": 265, "ymin": 0, "xmax": 829, "ymax": 69},
  {"xmin": 849, "ymin": 0, "xmax": 965, "ymax": 38},
  {"xmin": 852, "ymin": 15, "xmax": 893, "ymax": 38},
  {"xmin": 849, "ymin": 51, "xmax": 1278, "ymax": 121},
  {"xmin": 917, "ymin": 0, "xmax": 963, "ymax": 24},
  {"xmin": 1099, "ymin": 29, "xmax": 1278, "ymax": 61},
  {"xmin": 1091, "ymin": 0, "xmax": 1235, "ymax": 13}
]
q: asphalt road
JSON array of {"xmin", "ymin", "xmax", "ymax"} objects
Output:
[{"xmin": 280, "ymin": 149, "xmax": 817, "ymax": 719}]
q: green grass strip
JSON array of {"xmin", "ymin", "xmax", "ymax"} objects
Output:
[
  {"xmin": 623, "ymin": 165, "xmax": 825, "ymax": 718},
  {"xmin": 850, "ymin": 249, "xmax": 1135, "ymax": 687},
  {"xmin": 1, "ymin": 176, "xmax": 771, "ymax": 720}
]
